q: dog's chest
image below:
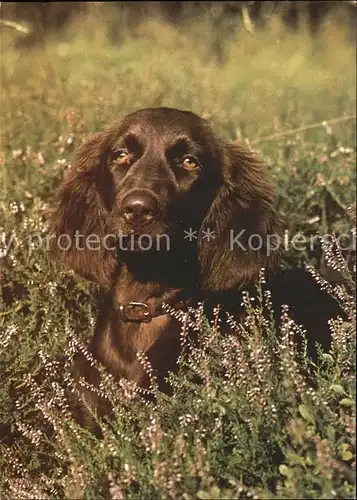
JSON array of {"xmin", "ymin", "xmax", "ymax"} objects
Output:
[
  {"xmin": 95, "ymin": 310, "xmax": 183, "ymax": 387},
  {"xmin": 135, "ymin": 314, "xmax": 176, "ymax": 352}
]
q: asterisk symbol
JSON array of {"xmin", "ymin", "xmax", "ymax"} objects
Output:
[
  {"xmin": 201, "ymin": 228, "xmax": 216, "ymax": 242},
  {"xmin": 184, "ymin": 228, "xmax": 198, "ymax": 241}
]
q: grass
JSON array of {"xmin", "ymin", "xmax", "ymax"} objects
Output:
[{"xmin": 0, "ymin": 7, "xmax": 356, "ymax": 499}]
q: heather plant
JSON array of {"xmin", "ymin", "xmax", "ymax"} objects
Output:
[
  {"xmin": 1, "ymin": 5, "xmax": 356, "ymax": 499},
  {"xmin": 1, "ymin": 248, "xmax": 355, "ymax": 499}
]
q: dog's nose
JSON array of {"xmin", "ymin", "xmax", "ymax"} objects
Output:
[{"xmin": 121, "ymin": 192, "xmax": 158, "ymax": 226}]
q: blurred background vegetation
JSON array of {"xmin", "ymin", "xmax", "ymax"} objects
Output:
[
  {"xmin": 0, "ymin": 2, "xmax": 356, "ymax": 498},
  {"xmin": 2, "ymin": 1, "xmax": 356, "ymax": 263},
  {"xmin": 2, "ymin": 2, "xmax": 357, "ymax": 46}
]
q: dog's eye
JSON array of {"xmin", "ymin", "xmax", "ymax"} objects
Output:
[
  {"xmin": 113, "ymin": 149, "xmax": 130, "ymax": 164},
  {"xmin": 181, "ymin": 155, "xmax": 201, "ymax": 171}
]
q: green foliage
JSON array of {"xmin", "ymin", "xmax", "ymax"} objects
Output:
[{"xmin": 0, "ymin": 7, "xmax": 356, "ymax": 499}]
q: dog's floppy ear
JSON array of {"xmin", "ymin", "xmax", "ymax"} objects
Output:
[
  {"xmin": 48, "ymin": 132, "xmax": 117, "ymax": 290},
  {"xmin": 198, "ymin": 142, "xmax": 284, "ymax": 292}
]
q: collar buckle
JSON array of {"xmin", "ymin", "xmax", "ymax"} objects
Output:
[{"xmin": 119, "ymin": 301, "xmax": 152, "ymax": 323}]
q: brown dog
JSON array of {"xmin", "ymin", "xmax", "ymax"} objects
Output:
[{"xmin": 48, "ymin": 107, "xmax": 341, "ymax": 433}]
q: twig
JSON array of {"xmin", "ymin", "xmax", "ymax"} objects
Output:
[
  {"xmin": 0, "ymin": 19, "xmax": 30, "ymax": 34},
  {"xmin": 0, "ymin": 304, "xmax": 23, "ymax": 317},
  {"xmin": 241, "ymin": 5, "xmax": 254, "ymax": 34},
  {"xmin": 249, "ymin": 115, "xmax": 356, "ymax": 145}
]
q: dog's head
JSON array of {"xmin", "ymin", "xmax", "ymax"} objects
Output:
[{"xmin": 48, "ymin": 107, "xmax": 284, "ymax": 292}]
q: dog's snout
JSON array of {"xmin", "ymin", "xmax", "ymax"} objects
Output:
[{"xmin": 121, "ymin": 191, "xmax": 158, "ymax": 226}]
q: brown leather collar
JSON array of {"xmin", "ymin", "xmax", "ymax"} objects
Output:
[{"xmin": 113, "ymin": 289, "xmax": 195, "ymax": 323}]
